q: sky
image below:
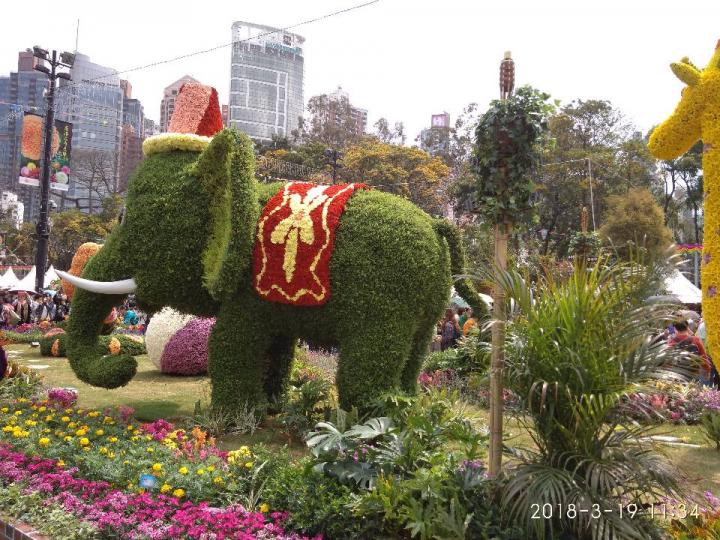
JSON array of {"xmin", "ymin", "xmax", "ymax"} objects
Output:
[{"xmin": 2, "ymin": 0, "xmax": 720, "ymax": 142}]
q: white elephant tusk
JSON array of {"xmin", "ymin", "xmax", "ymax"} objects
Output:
[{"xmin": 56, "ymin": 270, "xmax": 137, "ymax": 295}]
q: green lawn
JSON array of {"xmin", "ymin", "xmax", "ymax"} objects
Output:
[{"xmin": 8, "ymin": 342, "xmax": 720, "ymax": 495}]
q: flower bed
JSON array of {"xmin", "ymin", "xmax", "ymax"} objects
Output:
[
  {"xmin": 0, "ymin": 398, "xmax": 315, "ymax": 539},
  {"xmin": 619, "ymin": 381, "xmax": 720, "ymax": 425},
  {"xmin": 0, "ymin": 446, "xmax": 309, "ymax": 539}
]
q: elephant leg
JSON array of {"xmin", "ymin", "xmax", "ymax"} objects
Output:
[
  {"xmin": 263, "ymin": 335, "xmax": 296, "ymax": 407},
  {"xmin": 400, "ymin": 318, "xmax": 436, "ymax": 394},
  {"xmin": 336, "ymin": 319, "xmax": 414, "ymax": 411},
  {"xmin": 208, "ymin": 308, "xmax": 271, "ymax": 413}
]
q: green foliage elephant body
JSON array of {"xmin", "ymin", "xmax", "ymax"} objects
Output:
[{"xmin": 66, "ymin": 129, "xmax": 482, "ymax": 411}]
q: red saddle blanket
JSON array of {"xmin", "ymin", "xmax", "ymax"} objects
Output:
[{"xmin": 253, "ymin": 182, "xmax": 368, "ymax": 306}]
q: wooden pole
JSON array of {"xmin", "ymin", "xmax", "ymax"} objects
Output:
[
  {"xmin": 489, "ymin": 50, "xmax": 515, "ymax": 478},
  {"xmin": 489, "ymin": 221, "xmax": 509, "ymax": 477}
]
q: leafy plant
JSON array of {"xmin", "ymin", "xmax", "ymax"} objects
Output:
[
  {"xmin": 278, "ymin": 370, "xmax": 334, "ymax": 436},
  {"xmin": 471, "ymin": 85, "xmax": 553, "ymax": 225},
  {"xmin": 702, "ymin": 411, "xmax": 720, "ymax": 451},
  {"xmin": 188, "ymin": 399, "xmax": 261, "ymax": 436},
  {"xmin": 0, "ymin": 361, "xmax": 43, "ymax": 401},
  {"xmin": 498, "ymin": 257, "xmax": 691, "ymax": 539}
]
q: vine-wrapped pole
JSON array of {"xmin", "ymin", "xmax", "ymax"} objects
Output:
[{"xmin": 488, "ymin": 51, "xmax": 515, "ymax": 477}]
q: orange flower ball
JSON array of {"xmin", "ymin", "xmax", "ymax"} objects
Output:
[
  {"xmin": 63, "ymin": 242, "xmax": 102, "ymax": 299},
  {"xmin": 108, "ymin": 337, "xmax": 121, "ymax": 355}
]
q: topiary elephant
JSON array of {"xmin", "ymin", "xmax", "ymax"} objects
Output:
[{"xmin": 59, "ymin": 128, "xmax": 485, "ymax": 413}]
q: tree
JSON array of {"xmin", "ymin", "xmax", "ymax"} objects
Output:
[
  {"xmin": 295, "ymin": 94, "xmax": 362, "ymax": 148},
  {"xmin": 598, "ymin": 188, "xmax": 673, "ymax": 261},
  {"xmin": 72, "ymin": 149, "xmax": 120, "ymax": 214},
  {"xmin": 47, "ymin": 209, "xmax": 114, "ymax": 270},
  {"xmin": 341, "ymin": 138, "xmax": 450, "ymax": 215},
  {"xmin": 535, "ymin": 100, "xmax": 661, "ymax": 258},
  {"xmin": 373, "ymin": 118, "xmax": 406, "ymax": 145}
]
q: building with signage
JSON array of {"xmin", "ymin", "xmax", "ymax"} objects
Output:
[
  {"xmin": 55, "ymin": 53, "xmax": 124, "ymax": 213},
  {"xmin": 0, "ymin": 51, "xmax": 49, "ymax": 220},
  {"xmin": 229, "ymin": 21, "xmax": 305, "ymax": 142},
  {"xmin": 420, "ymin": 112, "xmax": 451, "ymax": 158}
]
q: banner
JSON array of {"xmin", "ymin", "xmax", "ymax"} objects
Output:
[{"xmin": 18, "ymin": 112, "xmax": 72, "ymax": 191}]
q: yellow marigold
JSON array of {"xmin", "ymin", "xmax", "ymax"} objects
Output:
[
  {"xmin": 108, "ymin": 436, "xmax": 118, "ymax": 443},
  {"xmin": 108, "ymin": 337, "xmax": 122, "ymax": 355},
  {"xmin": 172, "ymin": 488, "xmax": 185, "ymax": 498},
  {"xmin": 24, "ymin": 420, "xmax": 37, "ymax": 427},
  {"xmin": 64, "ymin": 436, "xmax": 72, "ymax": 442},
  {"xmin": 56, "ymin": 460, "xmax": 64, "ymax": 467},
  {"xmin": 259, "ymin": 503, "xmax": 270, "ymax": 513},
  {"xmin": 75, "ymin": 428, "xmax": 87, "ymax": 437},
  {"xmin": 160, "ymin": 484, "xmax": 172, "ymax": 494},
  {"xmin": 207, "ymin": 465, "xmax": 215, "ymax": 472},
  {"xmin": 2, "ymin": 426, "xmax": 13, "ymax": 433},
  {"xmin": 38, "ymin": 437, "xmax": 50, "ymax": 446},
  {"xmin": 38, "ymin": 406, "xmax": 46, "ymax": 412},
  {"xmin": 245, "ymin": 462, "xmax": 254, "ymax": 469},
  {"xmin": 146, "ymin": 447, "xmax": 154, "ymax": 453},
  {"xmin": 213, "ymin": 476, "xmax": 224, "ymax": 485},
  {"xmin": 95, "ymin": 429, "xmax": 104, "ymax": 436},
  {"xmin": 99, "ymin": 446, "xmax": 108, "ymax": 454},
  {"xmin": 88, "ymin": 411, "xmax": 100, "ymax": 418},
  {"xmin": 196, "ymin": 468, "xmax": 206, "ymax": 475},
  {"xmin": 152, "ymin": 463, "xmax": 162, "ymax": 472},
  {"xmin": 79, "ymin": 437, "xmax": 90, "ymax": 446},
  {"xmin": 67, "ymin": 422, "xmax": 76, "ymax": 428},
  {"xmin": 0, "ymin": 407, "xmax": 8, "ymax": 413},
  {"xmin": 179, "ymin": 466, "xmax": 189, "ymax": 475},
  {"xmin": 45, "ymin": 415, "xmax": 54, "ymax": 422}
]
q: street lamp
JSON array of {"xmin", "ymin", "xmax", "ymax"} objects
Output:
[
  {"xmin": 32, "ymin": 45, "xmax": 74, "ymax": 292},
  {"xmin": 324, "ymin": 148, "xmax": 343, "ymax": 184}
]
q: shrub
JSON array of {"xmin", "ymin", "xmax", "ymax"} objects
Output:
[
  {"xmin": 39, "ymin": 333, "xmax": 146, "ymax": 358},
  {"xmin": 0, "ymin": 361, "xmax": 43, "ymax": 401},
  {"xmin": 702, "ymin": 411, "xmax": 720, "ymax": 451},
  {"xmin": 499, "ymin": 257, "xmax": 687, "ymax": 539},
  {"xmin": 278, "ymin": 369, "xmax": 334, "ymax": 436}
]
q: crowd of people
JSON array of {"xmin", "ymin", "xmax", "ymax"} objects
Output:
[
  {"xmin": 664, "ymin": 315, "xmax": 719, "ymax": 387},
  {"xmin": 437, "ymin": 306, "xmax": 479, "ymax": 351},
  {"xmin": 0, "ymin": 290, "xmax": 69, "ymax": 326}
]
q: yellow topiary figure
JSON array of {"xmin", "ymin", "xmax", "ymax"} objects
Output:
[{"xmin": 649, "ymin": 39, "xmax": 720, "ymax": 364}]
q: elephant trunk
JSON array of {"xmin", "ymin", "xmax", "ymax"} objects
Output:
[{"xmin": 65, "ymin": 248, "xmax": 138, "ymax": 389}]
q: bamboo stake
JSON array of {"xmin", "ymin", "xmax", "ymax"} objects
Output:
[{"xmin": 489, "ymin": 221, "xmax": 510, "ymax": 477}]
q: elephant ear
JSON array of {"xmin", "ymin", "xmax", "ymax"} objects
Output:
[{"xmin": 192, "ymin": 129, "xmax": 259, "ymax": 300}]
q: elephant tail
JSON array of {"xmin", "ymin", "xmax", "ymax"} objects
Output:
[{"xmin": 433, "ymin": 219, "xmax": 489, "ymax": 320}]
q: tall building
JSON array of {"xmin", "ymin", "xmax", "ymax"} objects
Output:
[
  {"xmin": 144, "ymin": 118, "xmax": 158, "ymax": 138},
  {"xmin": 229, "ymin": 21, "xmax": 304, "ymax": 142},
  {"xmin": 55, "ymin": 52, "xmax": 124, "ymax": 213},
  {"xmin": 159, "ymin": 75, "xmax": 199, "ymax": 133},
  {"xmin": 420, "ymin": 112, "xmax": 451, "ymax": 157},
  {"xmin": 0, "ymin": 191, "xmax": 24, "ymax": 229},
  {"xmin": 0, "ymin": 51, "xmax": 49, "ymax": 220},
  {"xmin": 327, "ymin": 86, "xmax": 367, "ymax": 136},
  {"xmin": 118, "ymin": 81, "xmax": 144, "ymax": 193}
]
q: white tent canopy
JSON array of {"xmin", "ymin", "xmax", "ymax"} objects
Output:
[
  {"xmin": 0, "ymin": 268, "xmax": 18, "ymax": 289},
  {"xmin": 44, "ymin": 265, "xmax": 59, "ymax": 288},
  {"xmin": 13, "ymin": 266, "xmax": 36, "ymax": 292},
  {"xmin": 648, "ymin": 270, "xmax": 702, "ymax": 305}
]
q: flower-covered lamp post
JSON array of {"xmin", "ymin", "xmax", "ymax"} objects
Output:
[{"xmin": 473, "ymin": 53, "xmax": 549, "ymax": 477}]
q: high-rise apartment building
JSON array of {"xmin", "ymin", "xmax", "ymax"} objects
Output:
[
  {"xmin": 55, "ymin": 53, "xmax": 124, "ymax": 213},
  {"xmin": 159, "ymin": 75, "xmax": 199, "ymax": 133},
  {"xmin": 0, "ymin": 51, "xmax": 49, "ymax": 220},
  {"xmin": 327, "ymin": 86, "xmax": 367, "ymax": 136},
  {"xmin": 118, "ymin": 81, "xmax": 144, "ymax": 193},
  {"xmin": 420, "ymin": 112, "xmax": 451, "ymax": 157},
  {"xmin": 229, "ymin": 21, "xmax": 304, "ymax": 142}
]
